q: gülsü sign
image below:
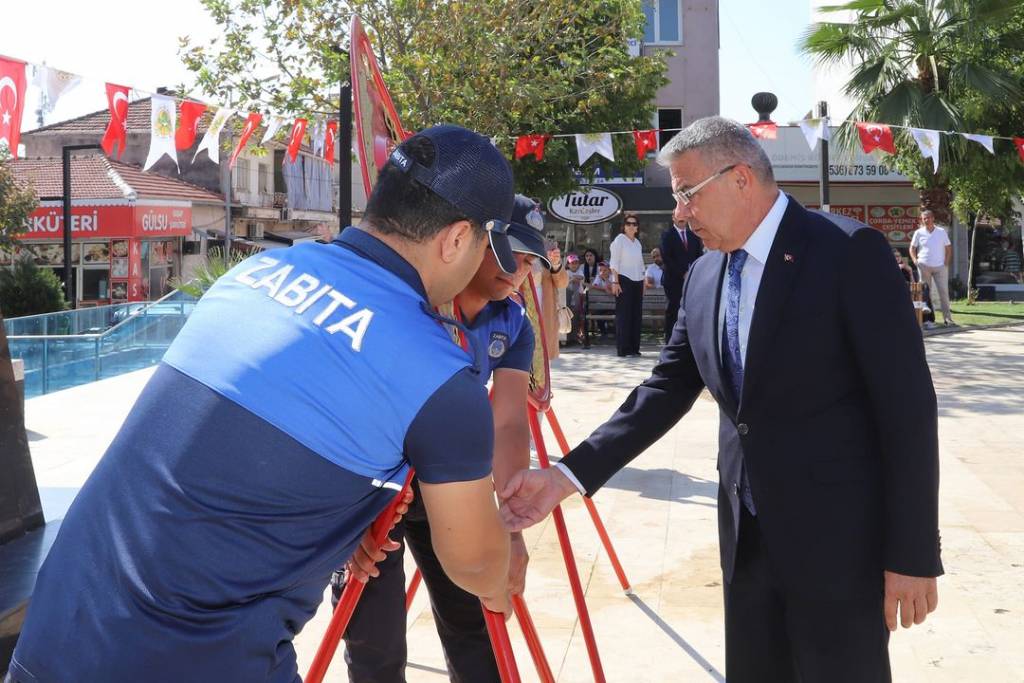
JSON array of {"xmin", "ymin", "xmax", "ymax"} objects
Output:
[{"xmin": 548, "ymin": 188, "xmax": 622, "ymax": 225}]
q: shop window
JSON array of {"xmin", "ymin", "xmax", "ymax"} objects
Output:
[
  {"xmin": 82, "ymin": 268, "xmax": 110, "ymax": 301},
  {"xmin": 658, "ymin": 108, "xmax": 683, "ymax": 149},
  {"xmin": 643, "ymin": 0, "xmax": 683, "ymax": 44}
]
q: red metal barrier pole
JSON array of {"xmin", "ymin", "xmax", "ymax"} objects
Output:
[
  {"xmin": 512, "ymin": 595, "xmax": 556, "ymax": 683},
  {"xmin": 528, "ymin": 408, "xmax": 607, "ymax": 683},
  {"xmin": 306, "ymin": 470, "xmax": 416, "ymax": 683},
  {"xmin": 543, "ymin": 408, "xmax": 632, "ymax": 594},
  {"xmin": 405, "ymin": 568, "xmax": 422, "ymax": 613},
  {"xmin": 483, "ymin": 607, "xmax": 522, "ymax": 683}
]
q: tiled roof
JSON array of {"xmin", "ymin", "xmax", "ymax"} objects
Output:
[{"xmin": 8, "ymin": 155, "xmax": 223, "ymax": 203}]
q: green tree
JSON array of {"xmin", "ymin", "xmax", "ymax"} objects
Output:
[
  {"xmin": 0, "ymin": 150, "xmax": 37, "ymax": 257},
  {"xmin": 180, "ymin": 0, "xmax": 668, "ymax": 201},
  {"xmin": 800, "ymin": 0, "xmax": 1024, "ymax": 226},
  {"xmin": 0, "ymin": 258, "xmax": 67, "ymax": 318}
]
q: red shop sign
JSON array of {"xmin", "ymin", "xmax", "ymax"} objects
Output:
[
  {"xmin": 19, "ymin": 202, "xmax": 192, "ymax": 240},
  {"xmin": 866, "ymin": 205, "xmax": 921, "ymax": 245}
]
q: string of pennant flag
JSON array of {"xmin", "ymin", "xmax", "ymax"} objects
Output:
[{"xmin": 4, "ymin": 53, "xmax": 1024, "ymax": 177}]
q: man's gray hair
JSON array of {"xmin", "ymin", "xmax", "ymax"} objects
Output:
[{"xmin": 657, "ymin": 116, "xmax": 775, "ymax": 184}]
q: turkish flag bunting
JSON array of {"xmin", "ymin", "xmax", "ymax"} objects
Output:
[
  {"xmin": 286, "ymin": 117, "xmax": 307, "ymax": 163},
  {"xmin": 1013, "ymin": 138, "xmax": 1024, "ymax": 164},
  {"xmin": 633, "ymin": 129, "xmax": 659, "ymax": 159},
  {"xmin": 856, "ymin": 122, "xmax": 896, "ymax": 154},
  {"xmin": 514, "ymin": 134, "xmax": 550, "ymax": 161},
  {"xmin": 324, "ymin": 120, "xmax": 338, "ymax": 162},
  {"xmin": 176, "ymin": 101, "xmax": 207, "ymax": 150},
  {"xmin": 230, "ymin": 112, "xmax": 263, "ymax": 169},
  {"xmin": 0, "ymin": 56, "xmax": 28, "ymax": 159},
  {"xmin": 101, "ymin": 83, "xmax": 130, "ymax": 158},
  {"xmin": 748, "ymin": 122, "xmax": 778, "ymax": 140}
]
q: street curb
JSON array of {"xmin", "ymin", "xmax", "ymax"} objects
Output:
[{"xmin": 923, "ymin": 321, "xmax": 1024, "ymax": 339}]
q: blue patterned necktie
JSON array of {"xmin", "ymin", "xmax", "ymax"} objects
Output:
[{"xmin": 722, "ymin": 249, "xmax": 756, "ymax": 514}]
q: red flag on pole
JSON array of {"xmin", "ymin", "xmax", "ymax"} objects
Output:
[
  {"xmin": 101, "ymin": 83, "xmax": 130, "ymax": 158},
  {"xmin": 230, "ymin": 112, "xmax": 263, "ymax": 169},
  {"xmin": 286, "ymin": 117, "xmax": 307, "ymax": 163},
  {"xmin": 514, "ymin": 134, "xmax": 550, "ymax": 161},
  {"xmin": 748, "ymin": 122, "xmax": 778, "ymax": 140},
  {"xmin": 1013, "ymin": 138, "xmax": 1024, "ymax": 164},
  {"xmin": 632, "ymin": 129, "xmax": 659, "ymax": 159},
  {"xmin": 0, "ymin": 56, "xmax": 28, "ymax": 159},
  {"xmin": 175, "ymin": 101, "xmax": 207, "ymax": 150},
  {"xmin": 856, "ymin": 122, "xmax": 896, "ymax": 154},
  {"xmin": 324, "ymin": 120, "xmax": 338, "ymax": 162}
]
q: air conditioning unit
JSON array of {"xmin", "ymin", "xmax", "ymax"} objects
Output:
[{"xmin": 248, "ymin": 222, "xmax": 265, "ymax": 240}]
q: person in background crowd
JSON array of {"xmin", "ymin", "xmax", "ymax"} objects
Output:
[
  {"xmin": 591, "ymin": 261, "xmax": 613, "ymax": 292},
  {"xmin": 566, "ymin": 253, "xmax": 585, "ymax": 344},
  {"xmin": 609, "ymin": 212, "xmax": 646, "ymax": 357},
  {"xmin": 1001, "ymin": 238, "xmax": 1023, "ymax": 284},
  {"xmin": 582, "ymin": 249, "xmax": 607, "ymax": 336},
  {"xmin": 909, "ymin": 209, "xmax": 955, "ymax": 326},
  {"xmin": 645, "ymin": 248, "xmax": 664, "ymax": 291},
  {"xmin": 660, "ymin": 221, "xmax": 703, "ymax": 343},
  {"xmin": 537, "ymin": 236, "xmax": 569, "ymax": 360}
]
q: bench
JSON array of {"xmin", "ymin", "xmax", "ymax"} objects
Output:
[{"xmin": 578, "ymin": 288, "xmax": 667, "ymax": 345}]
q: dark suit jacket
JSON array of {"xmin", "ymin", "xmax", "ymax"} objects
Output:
[
  {"xmin": 660, "ymin": 225, "xmax": 703, "ymax": 301},
  {"xmin": 562, "ymin": 196, "xmax": 942, "ymax": 600}
]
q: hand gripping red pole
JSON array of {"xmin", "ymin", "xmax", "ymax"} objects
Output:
[
  {"xmin": 544, "ymin": 408, "xmax": 632, "ymax": 594},
  {"xmin": 305, "ymin": 470, "xmax": 416, "ymax": 683},
  {"xmin": 527, "ymin": 408, "xmax": 607, "ymax": 683},
  {"xmin": 483, "ymin": 606, "xmax": 522, "ymax": 683}
]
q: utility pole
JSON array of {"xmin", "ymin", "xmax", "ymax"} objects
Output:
[{"xmin": 818, "ymin": 101, "xmax": 830, "ymax": 212}]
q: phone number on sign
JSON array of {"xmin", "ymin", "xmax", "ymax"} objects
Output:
[{"xmin": 828, "ymin": 164, "xmax": 892, "ymax": 177}]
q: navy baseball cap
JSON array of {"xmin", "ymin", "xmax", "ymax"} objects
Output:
[
  {"xmin": 388, "ymin": 124, "xmax": 517, "ymax": 273},
  {"xmin": 506, "ymin": 195, "xmax": 551, "ymax": 268}
]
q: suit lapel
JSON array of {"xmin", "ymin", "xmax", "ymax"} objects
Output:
[
  {"xmin": 690, "ymin": 250, "xmax": 735, "ymax": 414},
  {"xmin": 741, "ymin": 197, "xmax": 809, "ymax": 408}
]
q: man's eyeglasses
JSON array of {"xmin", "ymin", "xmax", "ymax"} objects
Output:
[{"xmin": 671, "ymin": 164, "xmax": 737, "ymax": 206}]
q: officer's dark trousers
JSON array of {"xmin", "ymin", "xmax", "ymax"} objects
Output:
[
  {"xmin": 614, "ymin": 276, "xmax": 643, "ymax": 356},
  {"xmin": 724, "ymin": 507, "xmax": 892, "ymax": 683},
  {"xmin": 332, "ymin": 488, "xmax": 500, "ymax": 683}
]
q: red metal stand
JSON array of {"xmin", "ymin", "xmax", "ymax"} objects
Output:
[
  {"xmin": 305, "ymin": 470, "xmax": 415, "ymax": 683},
  {"xmin": 512, "ymin": 594, "xmax": 556, "ymax": 683},
  {"xmin": 483, "ymin": 607, "xmax": 522, "ymax": 683},
  {"xmin": 528, "ymin": 408, "xmax": 607, "ymax": 683},
  {"xmin": 543, "ymin": 408, "xmax": 632, "ymax": 594}
]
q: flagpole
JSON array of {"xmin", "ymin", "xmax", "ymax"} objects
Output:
[{"xmin": 818, "ymin": 101, "xmax": 830, "ymax": 212}]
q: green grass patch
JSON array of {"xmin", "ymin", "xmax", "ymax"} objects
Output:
[{"xmin": 949, "ymin": 301, "xmax": 1024, "ymax": 327}]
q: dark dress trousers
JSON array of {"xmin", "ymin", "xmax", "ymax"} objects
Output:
[
  {"xmin": 660, "ymin": 225, "xmax": 703, "ymax": 343},
  {"xmin": 563, "ymin": 198, "xmax": 942, "ymax": 682}
]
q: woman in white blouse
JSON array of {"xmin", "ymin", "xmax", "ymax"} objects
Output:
[{"xmin": 609, "ymin": 212, "xmax": 646, "ymax": 357}]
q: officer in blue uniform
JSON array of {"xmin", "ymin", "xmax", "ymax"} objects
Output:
[
  {"xmin": 335, "ymin": 196, "xmax": 550, "ymax": 683},
  {"xmin": 7, "ymin": 125, "xmax": 521, "ymax": 683}
]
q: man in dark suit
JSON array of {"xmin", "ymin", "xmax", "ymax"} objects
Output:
[
  {"xmin": 660, "ymin": 221, "xmax": 703, "ymax": 343},
  {"xmin": 499, "ymin": 117, "xmax": 942, "ymax": 682}
]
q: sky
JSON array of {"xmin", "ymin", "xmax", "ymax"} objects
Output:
[{"xmin": 5, "ymin": 0, "xmax": 823, "ymax": 136}]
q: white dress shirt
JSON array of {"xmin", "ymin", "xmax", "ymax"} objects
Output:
[
  {"xmin": 609, "ymin": 233, "xmax": 646, "ymax": 282},
  {"xmin": 717, "ymin": 191, "xmax": 788, "ymax": 366}
]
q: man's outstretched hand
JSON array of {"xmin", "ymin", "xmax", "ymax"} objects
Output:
[{"xmin": 498, "ymin": 467, "xmax": 578, "ymax": 531}]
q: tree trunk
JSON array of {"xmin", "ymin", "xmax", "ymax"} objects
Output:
[
  {"xmin": 919, "ymin": 185, "xmax": 954, "ymax": 226},
  {"xmin": 966, "ymin": 213, "xmax": 981, "ymax": 304}
]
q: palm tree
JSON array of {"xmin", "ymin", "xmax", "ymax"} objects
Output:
[{"xmin": 800, "ymin": 0, "xmax": 1024, "ymax": 224}]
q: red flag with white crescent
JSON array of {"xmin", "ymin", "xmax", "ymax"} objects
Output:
[
  {"xmin": 856, "ymin": 122, "xmax": 896, "ymax": 154},
  {"xmin": 748, "ymin": 122, "xmax": 778, "ymax": 140},
  {"xmin": 286, "ymin": 117, "xmax": 307, "ymax": 163},
  {"xmin": 632, "ymin": 129, "xmax": 658, "ymax": 159},
  {"xmin": 0, "ymin": 56, "xmax": 27, "ymax": 159},
  {"xmin": 101, "ymin": 83, "xmax": 130, "ymax": 158},
  {"xmin": 1013, "ymin": 137, "xmax": 1024, "ymax": 164},
  {"xmin": 324, "ymin": 120, "xmax": 338, "ymax": 162},
  {"xmin": 514, "ymin": 134, "xmax": 550, "ymax": 161},
  {"xmin": 230, "ymin": 112, "xmax": 263, "ymax": 169},
  {"xmin": 176, "ymin": 100, "xmax": 207, "ymax": 150}
]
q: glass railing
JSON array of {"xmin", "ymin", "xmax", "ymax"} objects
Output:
[{"xmin": 6, "ymin": 290, "xmax": 197, "ymax": 398}]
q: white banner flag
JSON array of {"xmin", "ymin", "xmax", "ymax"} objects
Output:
[
  {"xmin": 144, "ymin": 95, "xmax": 179, "ymax": 171},
  {"xmin": 961, "ymin": 133, "xmax": 995, "ymax": 154},
  {"xmin": 261, "ymin": 115, "xmax": 286, "ymax": 144},
  {"xmin": 575, "ymin": 132, "xmax": 615, "ymax": 166},
  {"xmin": 310, "ymin": 117, "xmax": 326, "ymax": 156},
  {"xmin": 33, "ymin": 65, "xmax": 81, "ymax": 113},
  {"xmin": 193, "ymin": 108, "xmax": 234, "ymax": 165},
  {"xmin": 796, "ymin": 117, "xmax": 830, "ymax": 150},
  {"xmin": 910, "ymin": 128, "xmax": 941, "ymax": 174}
]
